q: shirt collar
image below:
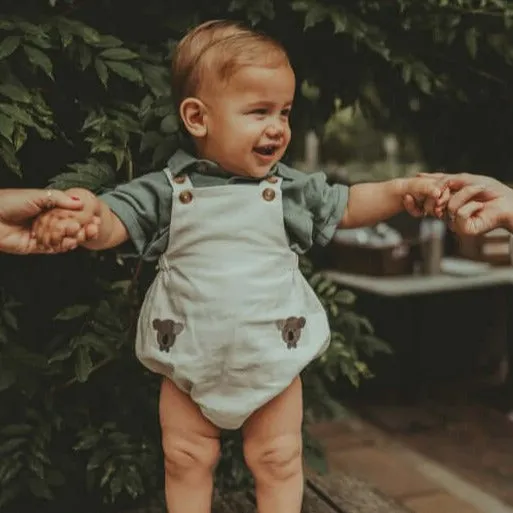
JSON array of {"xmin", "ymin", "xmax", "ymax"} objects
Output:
[{"xmin": 166, "ymin": 149, "xmax": 287, "ymax": 181}]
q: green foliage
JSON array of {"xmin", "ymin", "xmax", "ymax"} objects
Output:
[{"xmin": 2, "ymin": 0, "xmax": 512, "ymax": 511}]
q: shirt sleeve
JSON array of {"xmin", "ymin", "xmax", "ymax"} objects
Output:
[
  {"xmin": 303, "ymin": 172, "xmax": 349, "ymax": 246},
  {"xmin": 100, "ymin": 171, "xmax": 172, "ymax": 260},
  {"xmin": 280, "ymin": 164, "xmax": 349, "ymax": 252}
]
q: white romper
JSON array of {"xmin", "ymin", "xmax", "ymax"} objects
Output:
[{"xmin": 135, "ymin": 171, "xmax": 331, "ymax": 429}]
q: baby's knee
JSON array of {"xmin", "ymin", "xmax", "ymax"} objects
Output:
[
  {"xmin": 244, "ymin": 433, "xmax": 303, "ymax": 483},
  {"xmin": 162, "ymin": 432, "xmax": 220, "ymax": 481}
]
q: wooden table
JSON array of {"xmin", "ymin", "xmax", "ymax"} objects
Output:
[
  {"xmin": 324, "ymin": 266, "xmax": 513, "ymax": 297},
  {"xmin": 323, "ymin": 266, "xmax": 513, "ymax": 398}
]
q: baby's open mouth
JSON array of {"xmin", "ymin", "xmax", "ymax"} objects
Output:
[{"xmin": 253, "ymin": 145, "xmax": 278, "ymax": 156}]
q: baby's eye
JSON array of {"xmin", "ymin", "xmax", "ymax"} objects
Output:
[
  {"xmin": 281, "ymin": 108, "xmax": 291, "ymax": 117},
  {"xmin": 250, "ymin": 108, "xmax": 268, "ymax": 115}
]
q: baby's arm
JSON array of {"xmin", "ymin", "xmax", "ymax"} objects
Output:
[{"xmin": 339, "ymin": 177, "xmax": 446, "ymax": 228}]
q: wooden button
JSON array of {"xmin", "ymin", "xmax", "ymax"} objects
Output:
[
  {"xmin": 266, "ymin": 175, "xmax": 278, "ymax": 183},
  {"xmin": 179, "ymin": 190, "xmax": 193, "ymax": 204},
  {"xmin": 262, "ymin": 188, "xmax": 275, "ymax": 201},
  {"xmin": 173, "ymin": 175, "xmax": 186, "ymax": 184}
]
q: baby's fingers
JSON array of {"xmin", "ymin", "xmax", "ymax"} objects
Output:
[
  {"xmin": 47, "ymin": 219, "xmax": 81, "ymax": 247},
  {"xmin": 403, "ymin": 194, "xmax": 424, "ymax": 217},
  {"xmin": 84, "ymin": 218, "xmax": 100, "ymax": 241},
  {"xmin": 432, "ymin": 183, "xmax": 451, "ymax": 219},
  {"xmin": 60, "ymin": 237, "xmax": 80, "ymax": 252}
]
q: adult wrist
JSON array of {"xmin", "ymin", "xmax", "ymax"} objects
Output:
[{"xmin": 500, "ymin": 210, "xmax": 513, "ymax": 233}]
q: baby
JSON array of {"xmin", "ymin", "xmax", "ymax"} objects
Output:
[{"xmin": 33, "ymin": 20, "xmax": 448, "ymax": 513}]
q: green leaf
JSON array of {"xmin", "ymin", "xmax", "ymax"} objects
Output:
[
  {"xmin": 75, "ymin": 346, "xmax": 93, "ymax": 383},
  {"xmin": 2, "ymin": 308, "xmax": 18, "ymax": 330},
  {"xmin": 304, "ymin": 5, "xmax": 328, "ymax": 30},
  {"xmin": 0, "ymin": 369, "xmax": 16, "ymax": 392},
  {"xmin": 0, "ymin": 20, "xmax": 15, "ymax": 31},
  {"xmin": 49, "ymin": 160, "xmax": 115, "ymax": 191},
  {"xmin": 48, "ymin": 345, "xmax": 74, "ymax": 364},
  {"xmin": 0, "ymin": 113, "xmax": 14, "ymax": 141},
  {"xmin": 78, "ymin": 44, "xmax": 92, "ymax": 70},
  {"xmin": 413, "ymin": 71, "xmax": 432, "ymax": 94},
  {"xmin": 334, "ymin": 289, "xmax": 355, "ymax": 304},
  {"xmin": 330, "ymin": 10, "xmax": 348, "ymax": 33},
  {"xmin": 99, "ymin": 48, "xmax": 139, "ymax": 60},
  {"xmin": 23, "ymin": 45, "xmax": 54, "ymax": 79},
  {"xmin": 94, "ymin": 58, "xmax": 109, "ymax": 86},
  {"xmin": 140, "ymin": 64, "xmax": 169, "ymax": 96},
  {"xmin": 59, "ymin": 29, "xmax": 73, "ymax": 48},
  {"xmin": 86, "ymin": 448, "xmax": 109, "ymax": 470},
  {"xmin": 28, "ymin": 457, "xmax": 45, "ymax": 479},
  {"xmin": 82, "ymin": 111, "xmax": 106, "ymax": 131},
  {"xmin": 0, "ymin": 103, "xmax": 35, "ymax": 127},
  {"xmin": 112, "ymin": 147, "xmax": 126, "ymax": 170},
  {"xmin": 12, "ymin": 125, "xmax": 27, "ymax": 151},
  {"xmin": 104, "ymin": 60, "xmax": 143, "ymax": 83},
  {"xmin": 0, "ymin": 437, "xmax": 26, "ymax": 455},
  {"xmin": 94, "ymin": 35, "xmax": 123, "ymax": 48},
  {"xmin": 401, "ymin": 63, "xmax": 412, "ymax": 84},
  {"xmin": 78, "ymin": 26, "xmax": 101, "ymax": 45},
  {"xmin": 0, "ymin": 140, "xmax": 20, "ymax": 175},
  {"xmin": 54, "ymin": 304, "xmax": 91, "ymax": 320},
  {"xmin": 465, "ymin": 27, "xmax": 478, "ymax": 59},
  {"xmin": 0, "ymin": 36, "xmax": 21, "ymax": 59},
  {"xmin": 140, "ymin": 131, "xmax": 163, "ymax": 153},
  {"xmin": 160, "ymin": 114, "xmax": 179, "ymax": 134},
  {"xmin": 0, "ymin": 84, "xmax": 31, "ymax": 103}
]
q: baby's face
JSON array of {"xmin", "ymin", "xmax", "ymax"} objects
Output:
[{"xmin": 198, "ymin": 63, "xmax": 295, "ymax": 178}]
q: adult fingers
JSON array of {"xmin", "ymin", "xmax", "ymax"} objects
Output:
[
  {"xmin": 32, "ymin": 190, "xmax": 83, "ymax": 212},
  {"xmin": 447, "ymin": 184, "xmax": 487, "ymax": 215},
  {"xmin": 417, "ymin": 172, "xmax": 447, "ymax": 179},
  {"xmin": 452, "ymin": 201, "xmax": 487, "ymax": 235}
]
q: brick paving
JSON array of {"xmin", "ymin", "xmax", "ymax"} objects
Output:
[{"xmin": 309, "ymin": 414, "xmax": 513, "ymax": 513}]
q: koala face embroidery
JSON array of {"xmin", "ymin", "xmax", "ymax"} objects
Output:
[
  {"xmin": 276, "ymin": 316, "xmax": 306, "ymax": 349},
  {"xmin": 152, "ymin": 319, "xmax": 184, "ymax": 352}
]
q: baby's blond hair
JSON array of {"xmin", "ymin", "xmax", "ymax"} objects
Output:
[{"xmin": 171, "ymin": 20, "xmax": 291, "ymax": 108}]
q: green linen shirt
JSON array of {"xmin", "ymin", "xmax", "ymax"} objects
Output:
[{"xmin": 101, "ymin": 149, "xmax": 349, "ymax": 261}]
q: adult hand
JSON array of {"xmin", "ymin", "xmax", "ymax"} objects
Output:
[
  {"xmin": 443, "ymin": 173, "xmax": 513, "ymax": 235},
  {"xmin": 0, "ymin": 189, "xmax": 87, "ymax": 254}
]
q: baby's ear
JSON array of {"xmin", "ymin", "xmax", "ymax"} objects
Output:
[{"xmin": 179, "ymin": 97, "xmax": 207, "ymax": 138}]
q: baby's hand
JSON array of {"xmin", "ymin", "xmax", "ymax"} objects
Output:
[
  {"xmin": 32, "ymin": 189, "xmax": 100, "ymax": 252},
  {"xmin": 32, "ymin": 210, "xmax": 100, "ymax": 252},
  {"xmin": 402, "ymin": 175, "xmax": 450, "ymax": 218}
]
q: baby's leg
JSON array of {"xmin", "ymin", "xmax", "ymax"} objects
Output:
[
  {"xmin": 242, "ymin": 376, "xmax": 303, "ymax": 513},
  {"xmin": 159, "ymin": 377, "xmax": 221, "ymax": 513}
]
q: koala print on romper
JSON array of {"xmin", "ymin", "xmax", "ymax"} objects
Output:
[
  {"xmin": 276, "ymin": 316, "xmax": 306, "ymax": 349},
  {"xmin": 152, "ymin": 319, "xmax": 184, "ymax": 352}
]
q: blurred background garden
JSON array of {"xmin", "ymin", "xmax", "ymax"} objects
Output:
[{"xmin": 2, "ymin": 1, "xmax": 513, "ymax": 512}]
